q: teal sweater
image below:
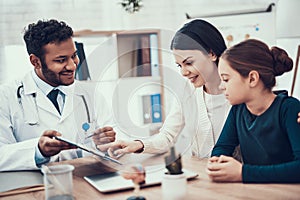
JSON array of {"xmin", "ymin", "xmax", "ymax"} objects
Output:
[{"xmin": 211, "ymin": 93, "xmax": 300, "ymax": 183}]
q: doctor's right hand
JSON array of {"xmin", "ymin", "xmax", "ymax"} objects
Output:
[{"xmin": 38, "ymin": 130, "xmax": 77, "ymax": 157}]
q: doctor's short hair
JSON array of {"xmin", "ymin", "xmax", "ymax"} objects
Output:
[{"xmin": 23, "ymin": 19, "xmax": 73, "ymax": 59}]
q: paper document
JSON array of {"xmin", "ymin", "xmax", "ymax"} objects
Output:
[{"xmin": 0, "ymin": 170, "xmax": 44, "ymax": 197}]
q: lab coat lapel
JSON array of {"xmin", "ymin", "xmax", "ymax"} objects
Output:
[
  {"xmin": 60, "ymin": 91, "xmax": 74, "ymax": 121},
  {"xmin": 36, "ymin": 90, "xmax": 61, "ymax": 117},
  {"xmin": 59, "ymin": 81, "xmax": 76, "ymax": 122},
  {"xmin": 60, "ymin": 81, "xmax": 91, "ymax": 122},
  {"xmin": 22, "ymin": 72, "xmax": 61, "ymax": 117}
]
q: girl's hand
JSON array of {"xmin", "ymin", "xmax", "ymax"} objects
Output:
[{"xmin": 206, "ymin": 155, "xmax": 242, "ymax": 182}]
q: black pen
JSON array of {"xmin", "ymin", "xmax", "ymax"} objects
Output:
[
  {"xmin": 85, "ymin": 132, "xmax": 100, "ymax": 139},
  {"xmin": 85, "ymin": 125, "xmax": 116, "ymax": 139}
]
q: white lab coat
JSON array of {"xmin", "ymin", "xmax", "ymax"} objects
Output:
[
  {"xmin": 142, "ymin": 81, "xmax": 231, "ymax": 157},
  {"xmin": 0, "ymin": 71, "xmax": 114, "ymax": 171}
]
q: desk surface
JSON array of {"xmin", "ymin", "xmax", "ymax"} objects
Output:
[{"xmin": 2, "ymin": 154, "xmax": 300, "ymax": 200}]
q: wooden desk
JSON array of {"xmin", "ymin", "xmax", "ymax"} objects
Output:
[{"xmin": 2, "ymin": 154, "xmax": 300, "ymax": 200}]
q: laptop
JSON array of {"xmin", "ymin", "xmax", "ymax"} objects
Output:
[{"xmin": 84, "ymin": 164, "xmax": 198, "ymax": 193}]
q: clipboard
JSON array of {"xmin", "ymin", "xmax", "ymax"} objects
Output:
[{"xmin": 54, "ymin": 136, "xmax": 122, "ymax": 165}]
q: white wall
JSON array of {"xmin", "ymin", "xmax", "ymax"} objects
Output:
[
  {"xmin": 275, "ymin": 0, "xmax": 300, "ymax": 99},
  {"xmin": 0, "ymin": 0, "xmax": 278, "ymax": 45},
  {"xmin": 0, "ymin": 0, "xmax": 299, "ymax": 96}
]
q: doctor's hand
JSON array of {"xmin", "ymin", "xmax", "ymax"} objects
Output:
[
  {"xmin": 206, "ymin": 155, "xmax": 243, "ymax": 182},
  {"xmin": 101, "ymin": 140, "xmax": 144, "ymax": 158},
  {"xmin": 298, "ymin": 112, "xmax": 300, "ymax": 123},
  {"xmin": 38, "ymin": 130, "xmax": 77, "ymax": 157},
  {"xmin": 92, "ymin": 126, "xmax": 116, "ymax": 151}
]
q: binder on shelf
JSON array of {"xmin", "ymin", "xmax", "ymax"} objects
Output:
[
  {"xmin": 149, "ymin": 34, "xmax": 160, "ymax": 77},
  {"xmin": 142, "ymin": 93, "xmax": 162, "ymax": 124},
  {"xmin": 131, "ymin": 40, "xmax": 138, "ymax": 77},
  {"xmin": 142, "ymin": 95, "xmax": 152, "ymax": 124},
  {"xmin": 136, "ymin": 35, "xmax": 151, "ymax": 76},
  {"xmin": 75, "ymin": 42, "xmax": 91, "ymax": 80},
  {"xmin": 151, "ymin": 93, "xmax": 162, "ymax": 123}
]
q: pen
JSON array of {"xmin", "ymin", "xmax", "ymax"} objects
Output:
[
  {"xmin": 85, "ymin": 132, "xmax": 100, "ymax": 139},
  {"xmin": 85, "ymin": 125, "xmax": 117, "ymax": 139}
]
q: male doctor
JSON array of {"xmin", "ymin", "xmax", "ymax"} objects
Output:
[{"xmin": 0, "ymin": 19, "xmax": 116, "ymax": 171}]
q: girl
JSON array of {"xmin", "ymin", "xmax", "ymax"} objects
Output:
[{"xmin": 207, "ymin": 39, "xmax": 300, "ymax": 183}]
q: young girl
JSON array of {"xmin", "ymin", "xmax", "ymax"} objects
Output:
[{"xmin": 207, "ymin": 39, "xmax": 300, "ymax": 183}]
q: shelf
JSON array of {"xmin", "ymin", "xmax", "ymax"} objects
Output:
[{"xmin": 74, "ymin": 29, "xmax": 164, "ymax": 136}]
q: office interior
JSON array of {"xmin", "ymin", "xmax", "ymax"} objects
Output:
[
  {"xmin": 0, "ymin": 0, "xmax": 299, "ymax": 140},
  {"xmin": 1, "ymin": 1, "xmax": 300, "ymax": 199}
]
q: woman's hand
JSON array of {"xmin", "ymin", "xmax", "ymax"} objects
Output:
[{"xmin": 103, "ymin": 140, "xmax": 144, "ymax": 158}]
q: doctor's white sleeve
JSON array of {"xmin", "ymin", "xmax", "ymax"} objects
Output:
[
  {"xmin": 0, "ymin": 85, "xmax": 40, "ymax": 171},
  {"xmin": 0, "ymin": 124, "xmax": 40, "ymax": 171}
]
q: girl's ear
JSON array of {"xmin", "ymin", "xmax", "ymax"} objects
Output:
[
  {"xmin": 248, "ymin": 70, "xmax": 260, "ymax": 87},
  {"xmin": 30, "ymin": 54, "xmax": 42, "ymax": 69}
]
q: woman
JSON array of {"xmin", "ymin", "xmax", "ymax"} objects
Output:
[
  {"xmin": 207, "ymin": 39, "xmax": 300, "ymax": 183},
  {"xmin": 101, "ymin": 19, "xmax": 230, "ymax": 158}
]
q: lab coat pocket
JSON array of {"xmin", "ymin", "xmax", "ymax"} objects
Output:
[{"xmin": 16, "ymin": 120, "xmax": 41, "ymax": 141}]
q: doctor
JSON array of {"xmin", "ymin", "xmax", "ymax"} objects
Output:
[{"xmin": 0, "ymin": 19, "xmax": 116, "ymax": 171}]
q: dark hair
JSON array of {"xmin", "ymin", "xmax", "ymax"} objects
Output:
[
  {"xmin": 23, "ymin": 19, "xmax": 73, "ymax": 59},
  {"xmin": 221, "ymin": 39, "xmax": 293, "ymax": 90},
  {"xmin": 170, "ymin": 19, "xmax": 227, "ymax": 65}
]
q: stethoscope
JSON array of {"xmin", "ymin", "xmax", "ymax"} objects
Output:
[{"xmin": 17, "ymin": 83, "xmax": 92, "ymax": 127}]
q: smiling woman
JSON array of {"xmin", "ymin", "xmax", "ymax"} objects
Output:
[{"xmin": 102, "ymin": 19, "xmax": 233, "ymax": 159}]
